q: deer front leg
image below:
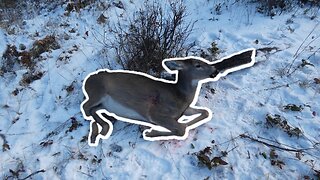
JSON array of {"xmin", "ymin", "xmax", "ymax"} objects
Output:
[
  {"xmin": 181, "ymin": 107, "xmax": 210, "ymax": 127},
  {"xmin": 89, "ymin": 121, "xmax": 99, "ymax": 144},
  {"xmin": 88, "ymin": 109, "xmax": 114, "ymax": 146},
  {"xmin": 90, "ymin": 105, "xmax": 112, "ymax": 136}
]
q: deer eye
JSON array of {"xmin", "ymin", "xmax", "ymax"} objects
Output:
[{"xmin": 195, "ymin": 64, "xmax": 201, "ymax": 68}]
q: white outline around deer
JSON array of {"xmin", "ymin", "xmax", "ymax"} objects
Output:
[{"xmin": 81, "ymin": 48, "xmax": 256, "ymax": 146}]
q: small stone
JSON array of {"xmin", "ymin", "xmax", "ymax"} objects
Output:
[
  {"xmin": 110, "ymin": 143, "xmax": 123, "ymax": 153},
  {"xmin": 64, "ymin": 33, "xmax": 70, "ymax": 40},
  {"xmin": 19, "ymin": 44, "xmax": 26, "ymax": 50},
  {"xmin": 97, "ymin": 14, "xmax": 107, "ymax": 24}
]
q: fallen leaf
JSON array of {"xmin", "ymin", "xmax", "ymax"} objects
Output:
[
  {"xmin": 212, "ymin": 157, "xmax": 228, "ymax": 165},
  {"xmin": 314, "ymin": 78, "xmax": 320, "ymax": 84}
]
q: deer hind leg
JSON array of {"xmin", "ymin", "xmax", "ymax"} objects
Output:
[
  {"xmin": 143, "ymin": 116, "xmax": 187, "ymax": 140},
  {"xmin": 182, "ymin": 107, "xmax": 210, "ymax": 127}
]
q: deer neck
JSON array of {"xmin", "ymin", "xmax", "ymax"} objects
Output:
[{"xmin": 176, "ymin": 73, "xmax": 198, "ymax": 101}]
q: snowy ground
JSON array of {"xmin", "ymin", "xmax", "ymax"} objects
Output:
[{"xmin": 0, "ymin": 0, "xmax": 319, "ymax": 179}]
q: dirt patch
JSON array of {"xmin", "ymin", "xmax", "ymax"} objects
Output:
[
  {"xmin": 1, "ymin": 35, "xmax": 60, "ymax": 73},
  {"xmin": 19, "ymin": 51, "xmax": 32, "ymax": 68},
  {"xmin": 20, "ymin": 71, "xmax": 44, "ymax": 86},
  {"xmin": 0, "ymin": 45, "xmax": 19, "ymax": 73},
  {"xmin": 30, "ymin": 35, "xmax": 60, "ymax": 59}
]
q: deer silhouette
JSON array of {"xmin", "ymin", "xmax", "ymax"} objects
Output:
[{"xmin": 81, "ymin": 48, "xmax": 255, "ymax": 146}]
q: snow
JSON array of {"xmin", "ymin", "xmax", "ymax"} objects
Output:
[{"xmin": 0, "ymin": 0, "xmax": 319, "ymax": 179}]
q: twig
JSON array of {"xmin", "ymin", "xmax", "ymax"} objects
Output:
[
  {"xmin": 286, "ymin": 38, "xmax": 319, "ymax": 77},
  {"xmin": 257, "ymin": 136, "xmax": 282, "ymax": 145},
  {"xmin": 286, "ymin": 22, "xmax": 319, "ymax": 74},
  {"xmin": 77, "ymin": 170, "xmax": 93, "ymax": 178},
  {"xmin": 306, "ymin": 47, "xmax": 320, "ymax": 61},
  {"xmin": 226, "ymin": 145, "xmax": 239, "ymax": 154},
  {"xmin": 295, "ymin": 34, "xmax": 320, "ymax": 58},
  {"xmin": 286, "ymin": 64, "xmax": 303, "ymax": 77},
  {"xmin": 5, "ymin": 132, "xmax": 34, "ymax": 136},
  {"xmin": 260, "ymin": 80, "xmax": 300, "ymax": 91},
  {"xmin": 20, "ymin": 169, "xmax": 45, "ymax": 180},
  {"xmin": 0, "ymin": 133, "xmax": 8, "ymax": 144},
  {"xmin": 293, "ymin": 22, "xmax": 319, "ymax": 58},
  {"xmin": 165, "ymin": 145, "xmax": 187, "ymax": 180},
  {"xmin": 90, "ymin": 28, "xmax": 108, "ymax": 47},
  {"xmin": 240, "ymin": 134, "xmax": 314, "ymax": 152},
  {"xmin": 216, "ymin": 133, "xmax": 244, "ymax": 146},
  {"xmin": 0, "ymin": 133, "xmax": 9, "ymax": 151},
  {"xmin": 256, "ymin": 136, "xmax": 318, "ymax": 153}
]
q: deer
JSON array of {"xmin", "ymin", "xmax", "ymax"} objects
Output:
[{"xmin": 81, "ymin": 48, "xmax": 256, "ymax": 146}]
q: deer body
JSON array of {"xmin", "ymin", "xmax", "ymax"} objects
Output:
[
  {"xmin": 81, "ymin": 48, "xmax": 256, "ymax": 146},
  {"xmin": 85, "ymin": 72, "xmax": 196, "ymax": 123}
]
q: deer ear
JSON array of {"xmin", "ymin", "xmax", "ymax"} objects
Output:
[{"xmin": 164, "ymin": 60, "xmax": 184, "ymax": 70}]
